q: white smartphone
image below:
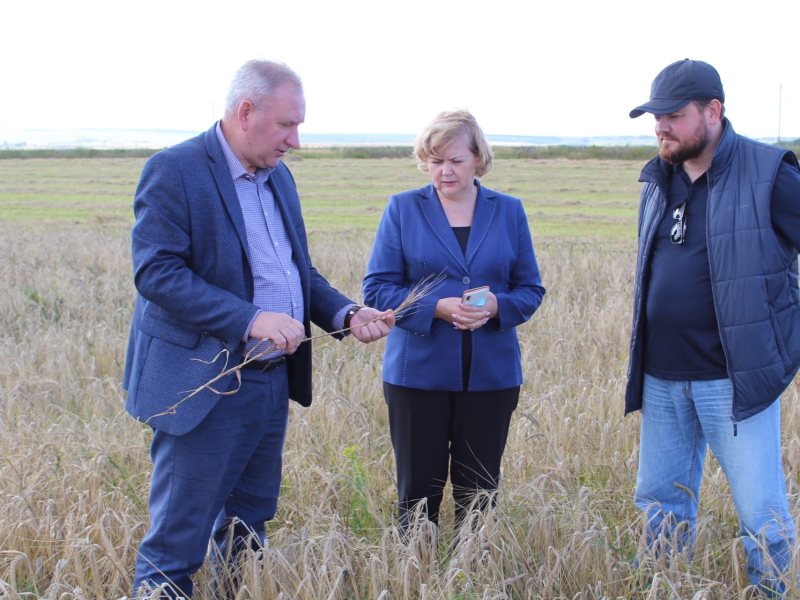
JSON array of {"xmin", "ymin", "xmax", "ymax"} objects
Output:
[{"xmin": 462, "ymin": 285, "xmax": 490, "ymax": 307}]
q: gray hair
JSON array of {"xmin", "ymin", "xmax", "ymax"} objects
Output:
[{"xmin": 224, "ymin": 60, "xmax": 302, "ymax": 117}]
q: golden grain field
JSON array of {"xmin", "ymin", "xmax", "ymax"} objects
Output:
[{"xmin": 1, "ymin": 156, "xmax": 798, "ymax": 599}]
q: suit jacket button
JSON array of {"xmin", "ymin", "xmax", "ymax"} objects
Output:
[{"xmin": 462, "ymin": 276, "xmax": 470, "ymax": 285}]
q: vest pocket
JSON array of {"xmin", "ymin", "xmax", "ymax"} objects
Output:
[{"xmin": 769, "ymin": 305, "xmax": 792, "ymax": 371}]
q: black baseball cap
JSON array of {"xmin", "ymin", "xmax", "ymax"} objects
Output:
[{"xmin": 630, "ymin": 59, "xmax": 724, "ymax": 118}]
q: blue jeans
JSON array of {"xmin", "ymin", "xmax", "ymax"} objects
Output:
[{"xmin": 635, "ymin": 374, "xmax": 795, "ymax": 596}]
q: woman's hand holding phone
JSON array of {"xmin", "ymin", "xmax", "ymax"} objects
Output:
[
  {"xmin": 462, "ymin": 285, "xmax": 490, "ymax": 307},
  {"xmin": 435, "ymin": 287, "xmax": 496, "ymax": 331}
]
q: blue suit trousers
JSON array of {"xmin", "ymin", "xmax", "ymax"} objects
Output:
[{"xmin": 133, "ymin": 364, "xmax": 289, "ymax": 598}]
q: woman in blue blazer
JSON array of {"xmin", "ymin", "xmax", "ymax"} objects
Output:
[{"xmin": 363, "ymin": 110, "xmax": 545, "ymax": 532}]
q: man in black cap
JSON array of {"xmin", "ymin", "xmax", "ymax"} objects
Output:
[{"xmin": 625, "ymin": 58, "xmax": 800, "ymax": 595}]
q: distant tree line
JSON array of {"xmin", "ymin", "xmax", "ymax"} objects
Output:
[
  {"xmin": 2, "ymin": 142, "xmax": 798, "ymax": 161},
  {"xmin": 0, "ymin": 148, "xmax": 158, "ymax": 159}
]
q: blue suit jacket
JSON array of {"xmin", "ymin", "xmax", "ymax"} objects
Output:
[
  {"xmin": 123, "ymin": 124, "xmax": 351, "ymax": 435},
  {"xmin": 363, "ymin": 182, "xmax": 545, "ymax": 391}
]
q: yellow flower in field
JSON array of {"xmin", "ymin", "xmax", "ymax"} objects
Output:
[{"xmin": 343, "ymin": 444, "xmax": 362, "ymax": 461}]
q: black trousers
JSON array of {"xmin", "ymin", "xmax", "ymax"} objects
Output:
[{"xmin": 384, "ymin": 382, "xmax": 519, "ymax": 530}]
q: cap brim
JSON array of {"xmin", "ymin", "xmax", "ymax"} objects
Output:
[{"xmin": 629, "ymin": 98, "xmax": 691, "ymax": 118}]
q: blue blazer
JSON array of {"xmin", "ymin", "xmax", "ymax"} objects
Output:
[
  {"xmin": 363, "ymin": 182, "xmax": 545, "ymax": 391},
  {"xmin": 123, "ymin": 124, "xmax": 351, "ymax": 435}
]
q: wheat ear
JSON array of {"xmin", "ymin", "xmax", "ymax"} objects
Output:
[{"xmin": 145, "ymin": 272, "xmax": 446, "ymax": 422}]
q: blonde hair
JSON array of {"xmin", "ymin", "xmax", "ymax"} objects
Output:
[{"xmin": 414, "ymin": 109, "xmax": 494, "ymax": 177}]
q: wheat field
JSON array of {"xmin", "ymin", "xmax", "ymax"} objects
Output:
[{"xmin": 1, "ymin": 156, "xmax": 799, "ymax": 599}]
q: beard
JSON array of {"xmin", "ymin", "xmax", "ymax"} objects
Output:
[{"xmin": 658, "ymin": 120, "xmax": 711, "ymax": 164}]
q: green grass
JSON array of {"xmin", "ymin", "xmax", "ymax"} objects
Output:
[{"xmin": 0, "ymin": 155, "xmax": 644, "ymax": 238}]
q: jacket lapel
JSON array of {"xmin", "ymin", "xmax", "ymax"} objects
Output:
[
  {"xmin": 465, "ymin": 183, "xmax": 497, "ymax": 264},
  {"xmin": 204, "ymin": 126, "xmax": 252, "ymax": 264},
  {"xmin": 417, "ymin": 184, "xmax": 469, "ymax": 272}
]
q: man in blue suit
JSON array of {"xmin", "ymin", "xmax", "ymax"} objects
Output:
[{"xmin": 123, "ymin": 59, "xmax": 393, "ymax": 598}]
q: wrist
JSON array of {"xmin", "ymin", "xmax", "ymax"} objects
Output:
[{"xmin": 344, "ymin": 305, "xmax": 363, "ymax": 329}]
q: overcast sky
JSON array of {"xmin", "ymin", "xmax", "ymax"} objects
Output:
[{"xmin": 2, "ymin": 0, "xmax": 799, "ymax": 141}]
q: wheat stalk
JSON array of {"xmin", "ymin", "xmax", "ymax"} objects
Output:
[{"xmin": 145, "ymin": 272, "xmax": 445, "ymax": 423}]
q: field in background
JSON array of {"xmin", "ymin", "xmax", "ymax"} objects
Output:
[
  {"xmin": 1, "ymin": 155, "xmax": 799, "ymax": 599},
  {"xmin": 0, "ymin": 154, "xmax": 643, "ymax": 238}
]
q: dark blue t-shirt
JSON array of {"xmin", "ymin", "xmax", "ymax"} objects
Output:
[{"xmin": 644, "ymin": 159, "xmax": 800, "ymax": 380}]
